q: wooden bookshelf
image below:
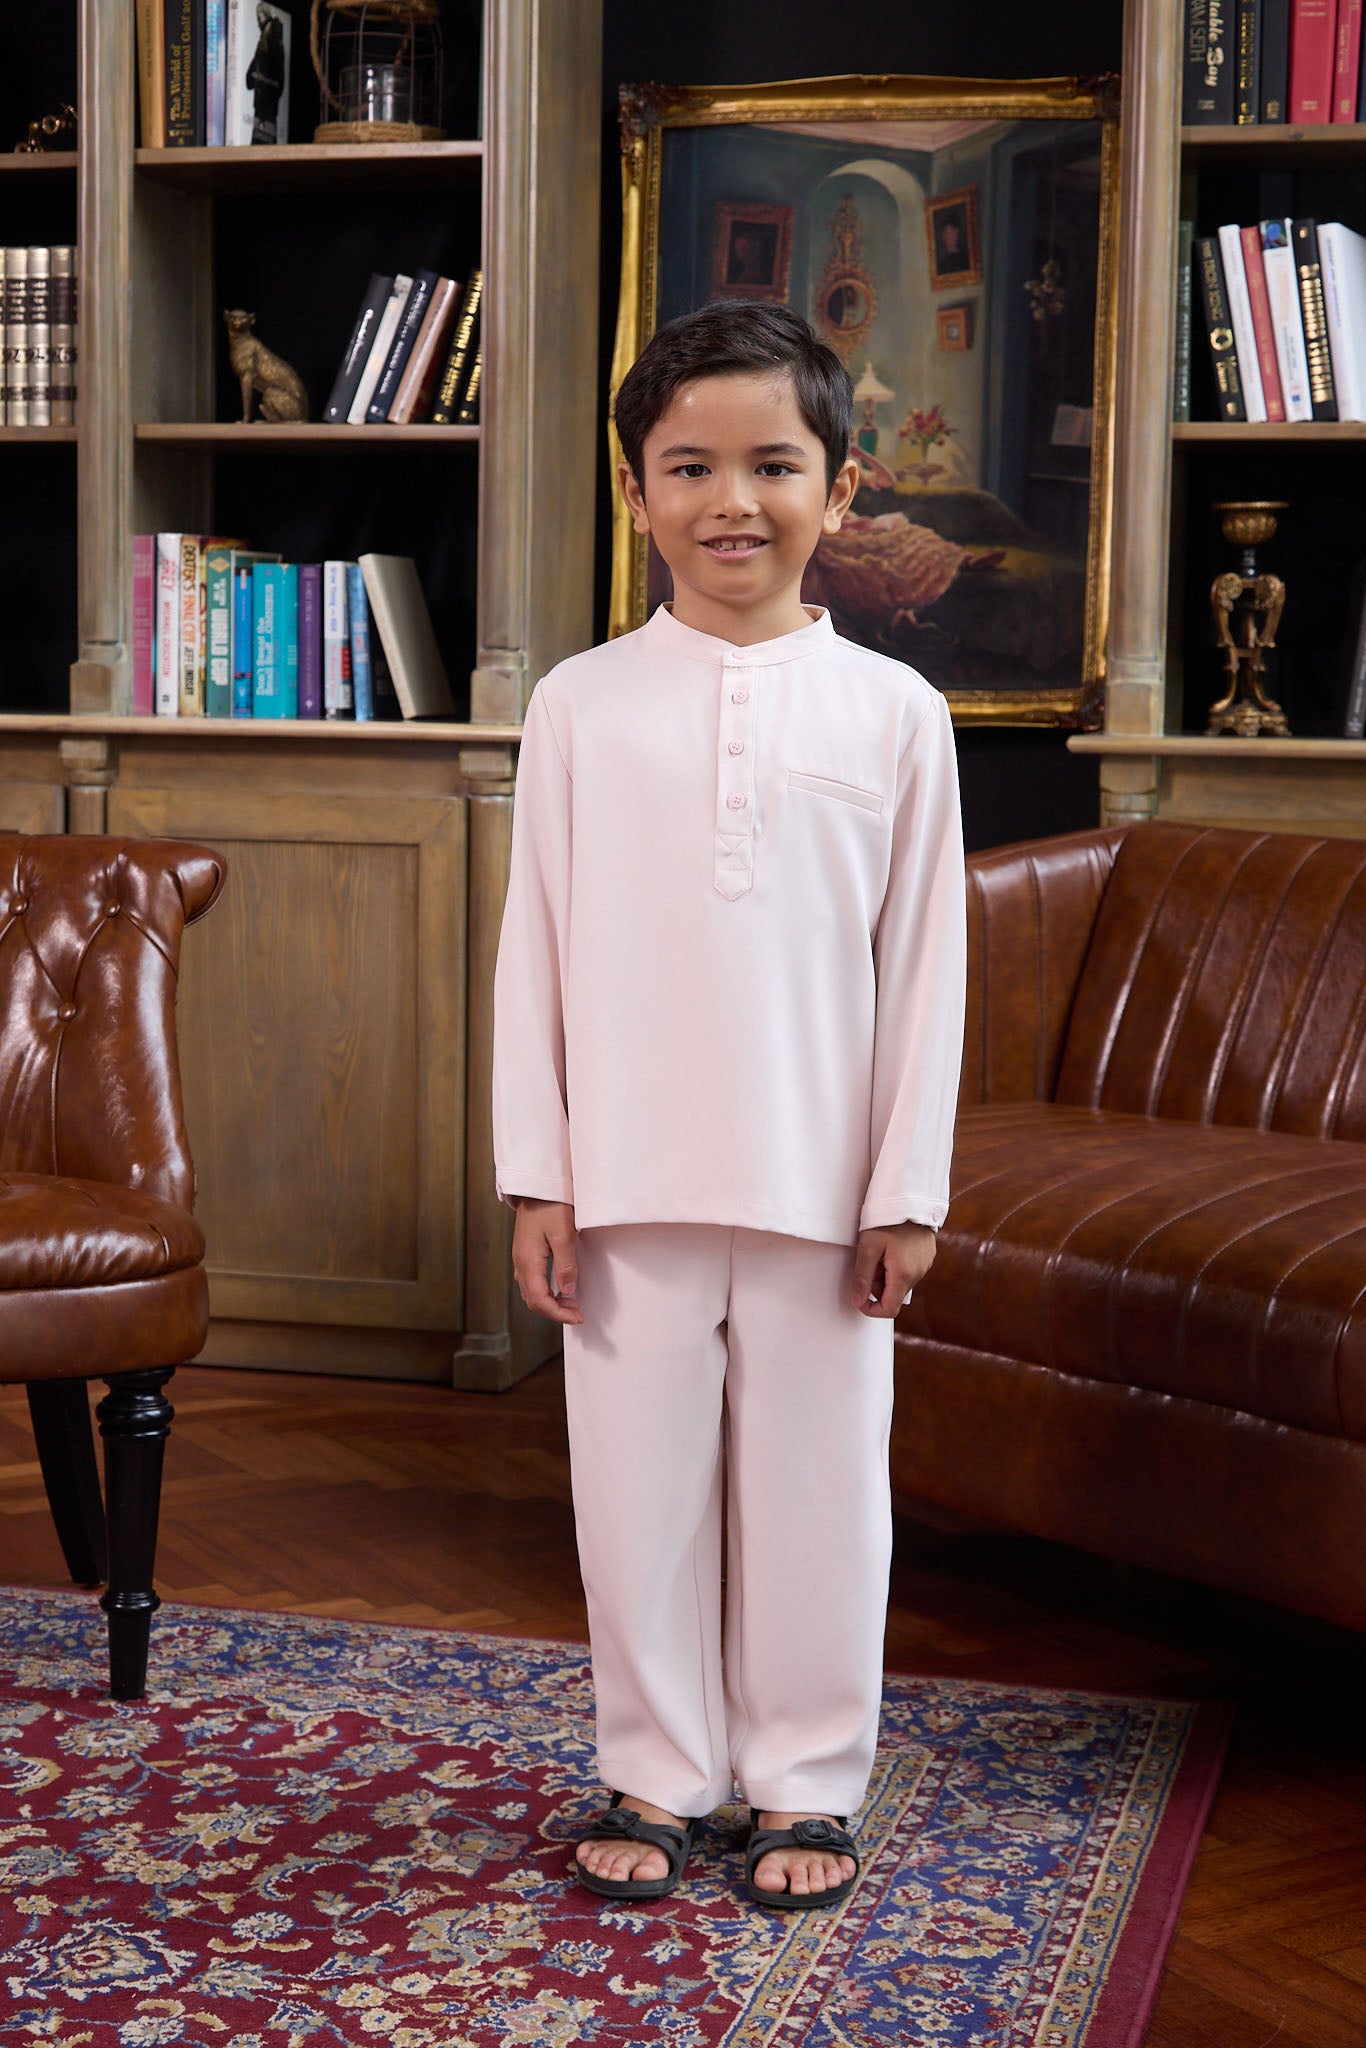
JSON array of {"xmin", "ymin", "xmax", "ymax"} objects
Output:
[
  {"xmin": 1180, "ymin": 121, "xmax": 1366, "ymax": 166},
  {"xmin": 0, "ymin": 153, "xmax": 78, "ymax": 176},
  {"xmin": 0, "ymin": 0, "xmax": 601, "ymax": 1391},
  {"xmin": 1173, "ymin": 421, "xmax": 1366, "ymax": 441}
]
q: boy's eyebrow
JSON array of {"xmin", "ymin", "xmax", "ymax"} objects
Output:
[{"xmin": 655, "ymin": 440, "xmax": 809, "ymax": 459}]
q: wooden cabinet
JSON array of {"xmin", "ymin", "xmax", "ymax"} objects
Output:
[
  {"xmin": 1074, "ymin": 0, "xmax": 1366, "ymax": 831},
  {"xmin": 0, "ymin": 0, "xmax": 602, "ymax": 1387}
]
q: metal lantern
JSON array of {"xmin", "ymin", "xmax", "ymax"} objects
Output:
[{"xmin": 311, "ymin": 0, "xmax": 446, "ymax": 144}]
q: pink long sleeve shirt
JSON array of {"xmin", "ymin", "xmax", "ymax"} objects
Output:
[{"xmin": 492, "ymin": 602, "xmax": 967, "ymax": 1248}]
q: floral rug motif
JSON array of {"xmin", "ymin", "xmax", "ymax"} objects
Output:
[{"xmin": 0, "ymin": 1590, "xmax": 1229, "ymax": 2047}]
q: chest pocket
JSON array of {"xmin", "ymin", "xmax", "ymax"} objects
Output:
[{"xmin": 787, "ymin": 769, "xmax": 884, "ymax": 816}]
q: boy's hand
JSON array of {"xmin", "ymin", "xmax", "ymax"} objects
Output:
[
  {"xmin": 851, "ymin": 1222, "xmax": 936, "ymax": 1317},
  {"xmin": 510, "ymin": 1197, "xmax": 584, "ymax": 1325}
]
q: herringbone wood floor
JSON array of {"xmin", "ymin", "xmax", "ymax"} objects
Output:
[{"xmin": 2, "ymin": 1360, "xmax": 1364, "ymax": 2046}]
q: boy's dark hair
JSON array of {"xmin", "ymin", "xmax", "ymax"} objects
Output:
[{"xmin": 614, "ymin": 300, "xmax": 854, "ymax": 497}]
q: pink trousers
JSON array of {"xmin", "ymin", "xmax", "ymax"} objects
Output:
[{"xmin": 560, "ymin": 1222, "xmax": 896, "ymax": 1820}]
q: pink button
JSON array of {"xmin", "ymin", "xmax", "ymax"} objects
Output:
[
  {"xmin": 731, "ymin": 690, "xmax": 749, "ymax": 704},
  {"xmin": 728, "ymin": 739, "xmax": 743, "ymax": 755},
  {"xmin": 727, "ymin": 793, "xmax": 747, "ymax": 810}
]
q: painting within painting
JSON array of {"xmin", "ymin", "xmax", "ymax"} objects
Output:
[{"xmin": 648, "ymin": 115, "xmax": 1108, "ymax": 701}]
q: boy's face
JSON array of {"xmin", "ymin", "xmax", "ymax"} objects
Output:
[{"xmin": 619, "ymin": 370, "xmax": 858, "ymax": 641}]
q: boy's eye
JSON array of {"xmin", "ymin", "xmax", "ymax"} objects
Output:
[
  {"xmin": 757, "ymin": 462, "xmax": 795, "ymax": 476},
  {"xmin": 673, "ymin": 463, "xmax": 710, "ymax": 479}
]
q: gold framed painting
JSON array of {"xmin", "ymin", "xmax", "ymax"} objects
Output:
[{"xmin": 609, "ymin": 73, "xmax": 1122, "ymax": 727}]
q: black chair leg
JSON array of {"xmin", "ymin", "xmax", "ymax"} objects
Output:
[
  {"xmin": 26, "ymin": 1379, "xmax": 108, "ymax": 1587},
  {"xmin": 96, "ymin": 1367, "xmax": 176, "ymax": 1702}
]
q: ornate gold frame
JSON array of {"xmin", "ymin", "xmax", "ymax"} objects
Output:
[{"xmin": 609, "ymin": 73, "xmax": 1122, "ymax": 728}]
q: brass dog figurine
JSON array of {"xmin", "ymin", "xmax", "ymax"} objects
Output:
[{"xmin": 223, "ymin": 308, "xmax": 310, "ymax": 423}]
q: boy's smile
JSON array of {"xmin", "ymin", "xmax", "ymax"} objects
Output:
[{"xmin": 619, "ymin": 370, "xmax": 858, "ymax": 646}]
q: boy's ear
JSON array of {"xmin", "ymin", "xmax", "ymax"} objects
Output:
[
  {"xmin": 822, "ymin": 454, "xmax": 862, "ymax": 535},
  {"xmin": 618, "ymin": 460, "xmax": 651, "ymax": 536}
]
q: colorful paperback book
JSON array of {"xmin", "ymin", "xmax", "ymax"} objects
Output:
[
  {"xmin": 279, "ymin": 562, "xmax": 299, "ymax": 717},
  {"xmin": 1261, "ymin": 218, "xmax": 1313, "ymax": 420},
  {"xmin": 1240, "ymin": 224, "xmax": 1285, "ymax": 420},
  {"xmin": 252, "ymin": 561, "xmax": 292, "ymax": 716},
  {"xmin": 178, "ymin": 534, "xmax": 204, "ymax": 714},
  {"xmin": 205, "ymin": 0, "xmax": 227, "ymax": 147},
  {"xmin": 298, "ymin": 564, "xmax": 322, "ymax": 718},
  {"xmin": 1217, "ymin": 223, "xmax": 1266, "ymax": 421},
  {"xmin": 322, "ymin": 559, "xmax": 354, "ymax": 715},
  {"xmin": 132, "ymin": 534, "xmax": 156, "ymax": 716},
  {"xmin": 154, "ymin": 533, "xmax": 181, "ymax": 715},
  {"xmin": 218, "ymin": 547, "xmax": 278, "ymax": 715},
  {"xmin": 346, "ymin": 562, "xmax": 374, "ymax": 721},
  {"xmin": 1333, "ymin": 0, "xmax": 1362, "ymax": 118},
  {"xmin": 1289, "ymin": 0, "xmax": 1337, "ymax": 122},
  {"xmin": 224, "ymin": 0, "xmax": 291, "ymax": 146}
]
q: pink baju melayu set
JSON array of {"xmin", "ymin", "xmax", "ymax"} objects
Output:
[{"xmin": 492, "ymin": 601, "xmax": 966, "ymax": 1820}]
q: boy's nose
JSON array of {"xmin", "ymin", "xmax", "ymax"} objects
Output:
[{"xmin": 712, "ymin": 471, "xmax": 760, "ymax": 517}]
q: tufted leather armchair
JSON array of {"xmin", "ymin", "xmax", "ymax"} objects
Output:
[{"xmin": 1, "ymin": 833, "xmax": 226, "ymax": 1698}]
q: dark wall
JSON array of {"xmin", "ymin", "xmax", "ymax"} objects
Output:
[{"xmin": 596, "ymin": 0, "xmax": 1124, "ymax": 852}]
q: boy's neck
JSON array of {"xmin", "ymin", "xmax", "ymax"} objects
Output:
[{"xmin": 666, "ymin": 589, "xmax": 818, "ymax": 647}]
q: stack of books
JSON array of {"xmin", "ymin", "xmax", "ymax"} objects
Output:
[
  {"xmin": 137, "ymin": 0, "xmax": 293, "ymax": 147},
  {"xmin": 1184, "ymin": 0, "xmax": 1366, "ymax": 125},
  {"xmin": 1178, "ymin": 216, "xmax": 1366, "ymax": 421},
  {"xmin": 324, "ymin": 269, "xmax": 482, "ymax": 427},
  {"xmin": 1, "ymin": 247, "xmax": 77, "ymax": 427},
  {"xmin": 133, "ymin": 538, "xmax": 455, "ymax": 722}
]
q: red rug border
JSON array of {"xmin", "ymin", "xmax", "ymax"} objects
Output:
[{"xmin": 1084, "ymin": 1696, "xmax": 1235, "ymax": 2048}]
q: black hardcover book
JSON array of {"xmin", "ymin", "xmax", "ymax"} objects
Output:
[
  {"xmin": 1235, "ymin": 0, "xmax": 1261, "ymax": 122},
  {"xmin": 1292, "ymin": 218, "xmax": 1338, "ymax": 420},
  {"xmin": 1260, "ymin": 0, "xmax": 1290, "ymax": 119},
  {"xmin": 366, "ymin": 270, "xmax": 439, "ymax": 424},
  {"xmin": 323, "ymin": 274, "xmax": 394, "ymax": 424},
  {"xmin": 1182, "ymin": 1, "xmax": 1236, "ymax": 123},
  {"xmin": 430, "ymin": 271, "xmax": 483, "ymax": 425},
  {"xmin": 1194, "ymin": 233, "xmax": 1246, "ymax": 419},
  {"xmin": 164, "ymin": 0, "xmax": 198, "ymax": 146},
  {"xmin": 1340, "ymin": 561, "xmax": 1366, "ymax": 738}
]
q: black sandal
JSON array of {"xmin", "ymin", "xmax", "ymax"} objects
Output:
[
  {"xmin": 575, "ymin": 1791, "xmax": 702, "ymax": 1901},
  {"xmin": 744, "ymin": 1810, "xmax": 860, "ymax": 1911}
]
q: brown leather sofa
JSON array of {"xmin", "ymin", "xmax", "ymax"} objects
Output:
[{"xmin": 893, "ymin": 820, "xmax": 1366, "ymax": 1633}]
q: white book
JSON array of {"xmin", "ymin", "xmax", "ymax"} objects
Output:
[
  {"xmin": 1217, "ymin": 222, "xmax": 1266, "ymax": 423},
  {"xmin": 348, "ymin": 276, "xmax": 411, "ymax": 423},
  {"xmin": 1261, "ymin": 220, "xmax": 1312, "ymax": 423},
  {"xmin": 25, "ymin": 245, "xmax": 50, "ymax": 428},
  {"xmin": 1318, "ymin": 223, "xmax": 1366, "ymax": 423},
  {"xmin": 224, "ymin": 0, "xmax": 292, "ymax": 147},
  {"xmin": 154, "ymin": 534, "xmax": 182, "ymax": 716},
  {"xmin": 359, "ymin": 553, "xmax": 455, "ymax": 718},
  {"xmin": 4, "ymin": 246, "xmax": 28, "ymax": 428},
  {"xmin": 322, "ymin": 559, "xmax": 353, "ymax": 715}
]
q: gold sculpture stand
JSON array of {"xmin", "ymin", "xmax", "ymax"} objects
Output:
[{"xmin": 1207, "ymin": 500, "xmax": 1290, "ymax": 739}]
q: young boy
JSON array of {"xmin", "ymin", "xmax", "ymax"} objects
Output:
[{"xmin": 492, "ymin": 300, "xmax": 965, "ymax": 1909}]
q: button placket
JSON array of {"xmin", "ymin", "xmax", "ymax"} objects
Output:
[{"xmin": 715, "ymin": 658, "xmax": 757, "ymax": 898}]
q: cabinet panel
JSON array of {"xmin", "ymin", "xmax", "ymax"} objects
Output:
[{"xmin": 108, "ymin": 782, "xmax": 467, "ymax": 1330}]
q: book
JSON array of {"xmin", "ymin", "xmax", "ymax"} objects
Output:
[
  {"xmin": 1261, "ymin": 218, "xmax": 1313, "ymax": 419},
  {"xmin": 205, "ymin": 0, "xmax": 227, "ymax": 147},
  {"xmin": 178, "ymin": 534, "xmax": 205, "ymax": 713},
  {"xmin": 1340, "ymin": 561, "xmax": 1366, "ymax": 735},
  {"xmin": 154, "ymin": 533, "xmax": 182, "ymax": 715},
  {"xmin": 430, "ymin": 270, "xmax": 483, "ymax": 424},
  {"xmin": 280, "ymin": 562, "xmax": 299, "ymax": 716},
  {"xmin": 455, "ymin": 347, "xmax": 482, "ymax": 424},
  {"xmin": 1194, "ymin": 234, "xmax": 1246, "ymax": 419},
  {"xmin": 1317, "ymin": 221, "xmax": 1366, "ymax": 418},
  {"xmin": 252, "ymin": 561, "xmax": 292, "ymax": 716},
  {"xmin": 3, "ymin": 247, "xmax": 29, "ymax": 427},
  {"xmin": 1262, "ymin": 0, "xmax": 1292, "ymax": 116},
  {"xmin": 225, "ymin": 550, "xmax": 278, "ymax": 714},
  {"xmin": 298, "ymin": 563, "xmax": 322, "ymax": 718},
  {"xmin": 134, "ymin": 0, "xmax": 167, "ymax": 147},
  {"xmin": 24, "ymin": 245, "xmax": 49, "ymax": 428},
  {"xmin": 366, "ymin": 270, "xmax": 439, "ymax": 423},
  {"xmin": 1293, "ymin": 217, "xmax": 1339, "ymax": 417},
  {"xmin": 358, "ymin": 554, "xmax": 456, "ymax": 718},
  {"xmin": 348, "ymin": 273, "xmax": 412, "ymax": 424},
  {"xmin": 1236, "ymin": 0, "xmax": 1262, "ymax": 121},
  {"xmin": 204, "ymin": 539, "xmax": 235, "ymax": 715},
  {"xmin": 1332, "ymin": 0, "xmax": 1361, "ymax": 115},
  {"xmin": 388, "ymin": 277, "xmax": 459, "ymax": 424},
  {"xmin": 1240, "ymin": 224, "xmax": 1285, "ymax": 419},
  {"xmin": 164, "ymin": 0, "xmax": 204, "ymax": 147},
  {"xmin": 132, "ymin": 534, "xmax": 156, "ymax": 716},
  {"xmin": 323, "ymin": 274, "xmax": 393, "ymax": 422},
  {"xmin": 1218, "ymin": 223, "xmax": 1266, "ymax": 420},
  {"xmin": 1174, "ymin": 220, "xmax": 1194, "ymax": 423},
  {"xmin": 322, "ymin": 560, "xmax": 354, "ymax": 716},
  {"xmin": 1289, "ymin": 0, "xmax": 1338, "ymax": 121},
  {"xmin": 1182, "ymin": 1, "xmax": 1236, "ymax": 122},
  {"xmin": 49, "ymin": 246, "xmax": 76, "ymax": 427},
  {"xmin": 346, "ymin": 562, "xmax": 375, "ymax": 721},
  {"xmin": 225, "ymin": 0, "xmax": 292, "ymax": 145}
]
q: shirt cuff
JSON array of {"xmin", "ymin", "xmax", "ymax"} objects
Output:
[
  {"xmin": 858, "ymin": 1191, "xmax": 947, "ymax": 1234},
  {"xmin": 496, "ymin": 1169, "xmax": 575, "ymax": 1211}
]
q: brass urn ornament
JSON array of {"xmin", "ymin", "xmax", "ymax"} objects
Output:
[
  {"xmin": 1207, "ymin": 500, "xmax": 1290, "ymax": 738},
  {"xmin": 223, "ymin": 309, "xmax": 310, "ymax": 423},
  {"xmin": 311, "ymin": 0, "xmax": 446, "ymax": 143}
]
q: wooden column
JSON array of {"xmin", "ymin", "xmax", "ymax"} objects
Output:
[
  {"xmin": 71, "ymin": 0, "xmax": 133, "ymax": 716},
  {"xmin": 1098, "ymin": 0, "xmax": 1183, "ymax": 822}
]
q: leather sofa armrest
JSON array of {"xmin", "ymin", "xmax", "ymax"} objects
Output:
[{"xmin": 961, "ymin": 826, "xmax": 1129, "ymax": 1106}]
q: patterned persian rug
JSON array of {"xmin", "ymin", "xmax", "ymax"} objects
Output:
[{"xmin": 0, "ymin": 1590, "xmax": 1230, "ymax": 2048}]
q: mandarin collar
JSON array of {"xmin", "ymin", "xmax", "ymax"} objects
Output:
[{"xmin": 644, "ymin": 602, "xmax": 835, "ymax": 668}]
